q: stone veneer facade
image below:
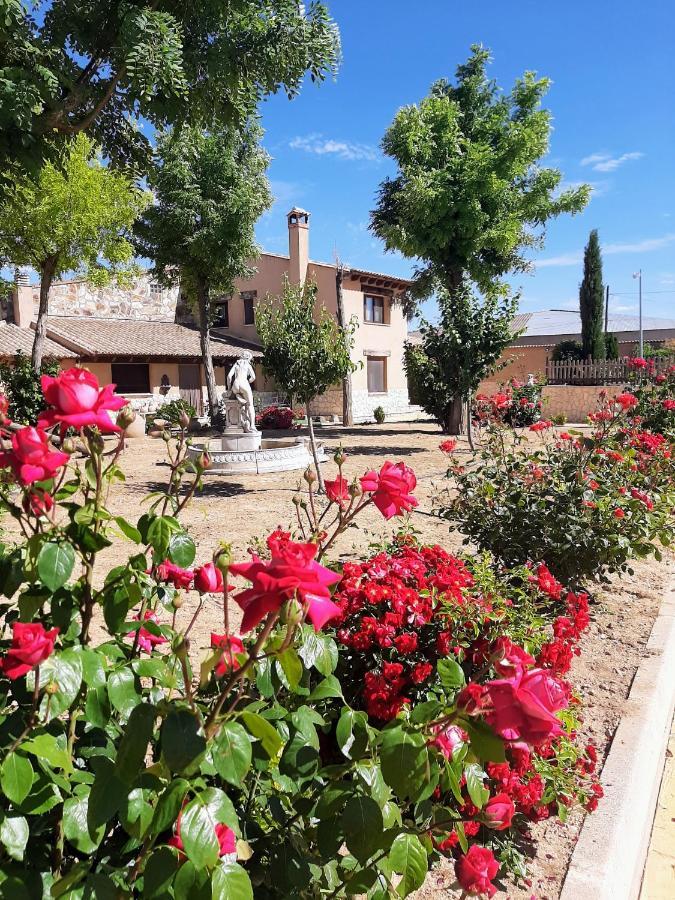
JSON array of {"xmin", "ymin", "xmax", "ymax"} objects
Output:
[{"xmin": 32, "ymin": 276, "xmax": 179, "ymax": 321}]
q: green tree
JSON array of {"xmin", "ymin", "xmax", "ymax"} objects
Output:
[
  {"xmin": 0, "ymin": 0, "xmax": 339, "ymax": 185},
  {"xmin": 0, "ymin": 133, "xmax": 147, "ymax": 369},
  {"xmin": 604, "ymin": 333, "xmax": 619, "ymax": 360},
  {"xmin": 579, "ymin": 229, "xmax": 605, "ymax": 359},
  {"xmin": 371, "ymin": 45, "xmax": 589, "ymax": 431},
  {"xmin": 405, "ymin": 282, "xmax": 517, "ymax": 433},
  {"xmin": 135, "ymin": 123, "xmax": 272, "ymax": 420},
  {"xmin": 256, "ymin": 278, "xmax": 357, "ymax": 487}
]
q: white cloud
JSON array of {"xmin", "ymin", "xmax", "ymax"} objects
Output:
[
  {"xmin": 580, "ymin": 151, "xmax": 644, "ymax": 172},
  {"xmin": 537, "ymin": 233, "xmax": 675, "ymax": 268},
  {"xmin": 289, "ymin": 133, "xmax": 380, "ymax": 162}
]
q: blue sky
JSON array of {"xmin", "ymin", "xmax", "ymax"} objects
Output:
[{"xmin": 255, "ymin": 0, "xmax": 675, "ymax": 324}]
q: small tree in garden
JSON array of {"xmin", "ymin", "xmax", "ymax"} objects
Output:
[
  {"xmin": 371, "ymin": 45, "xmax": 589, "ymax": 431},
  {"xmin": 256, "ymin": 278, "xmax": 357, "ymax": 487},
  {"xmin": 0, "ymin": 134, "xmax": 147, "ymax": 370},
  {"xmin": 135, "ymin": 124, "xmax": 272, "ymax": 420},
  {"xmin": 404, "ymin": 282, "xmax": 517, "ymax": 433},
  {"xmin": 0, "ymin": 352, "xmax": 59, "ymax": 424},
  {"xmin": 579, "ymin": 229, "xmax": 605, "ymax": 359}
]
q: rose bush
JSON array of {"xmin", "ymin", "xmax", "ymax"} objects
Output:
[{"xmin": 624, "ymin": 358, "xmax": 675, "ymax": 438}]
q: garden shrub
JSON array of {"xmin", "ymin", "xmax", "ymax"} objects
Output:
[
  {"xmin": 0, "ymin": 352, "xmax": 59, "ymax": 424},
  {"xmin": 439, "ymin": 390, "xmax": 674, "ymax": 585},
  {"xmin": 149, "ymin": 397, "xmax": 197, "ymax": 430},
  {"xmin": 474, "ymin": 379, "xmax": 543, "ymax": 429},
  {"xmin": 551, "ymin": 340, "xmax": 583, "ymax": 362},
  {"xmin": 625, "ymin": 358, "xmax": 675, "ymax": 437},
  {"xmin": 255, "ymin": 404, "xmax": 302, "ymax": 430},
  {"xmin": 374, "ymin": 405, "xmax": 386, "ymax": 424}
]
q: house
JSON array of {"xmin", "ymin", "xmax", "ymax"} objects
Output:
[{"xmin": 4, "ymin": 208, "xmax": 417, "ymax": 423}]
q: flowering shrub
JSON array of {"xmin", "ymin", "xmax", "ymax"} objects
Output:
[
  {"xmin": 625, "ymin": 359, "xmax": 675, "ymax": 437},
  {"xmin": 255, "ymin": 404, "xmax": 304, "ymax": 429},
  {"xmin": 474, "ymin": 379, "xmax": 543, "ymax": 429},
  {"xmin": 439, "ymin": 393, "xmax": 674, "ymax": 584}
]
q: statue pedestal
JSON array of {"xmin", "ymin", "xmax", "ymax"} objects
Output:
[{"xmin": 220, "ymin": 398, "xmax": 261, "ymax": 452}]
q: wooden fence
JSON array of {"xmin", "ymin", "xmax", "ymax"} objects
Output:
[{"xmin": 545, "ymin": 356, "xmax": 675, "ymax": 385}]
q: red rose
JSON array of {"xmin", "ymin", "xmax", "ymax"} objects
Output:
[
  {"xmin": 230, "ymin": 534, "xmax": 341, "ymax": 633},
  {"xmin": 128, "ymin": 610, "xmax": 167, "ymax": 654},
  {"xmin": 39, "ymin": 367, "xmax": 127, "ymax": 433},
  {"xmin": 0, "ymin": 426, "xmax": 70, "ymax": 486},
  {"xmin": 457, "ymin": 682, "xmax": 487, "ymax": 715},
  {"xmin": 613, "ymin": 508, "xmax": 625, "ymax": 519},
  {"xmin": 492, "ymin": 637, "xmax": 535, "ymax": 678},
  {"xmin": 0, "ymin": 621, "xmax": 59, "ymax": 679},
  {"xmin": 194, "ymin": 563, "xmax": 224, "ymax": 594},
  {"xmin": 155, "ymin": 560, "xmax": 194, "ymax": 590},
  {"xmin": 455, "ymin": 845, "xmax": 499, "ymax": 897},
  {"xmin": 324, "ymin": 476, "xmax": 350, "ymax": 506},
  {"xmin": 360, "ymin": 461, "xmax": 418, "ymax": 520},
  {"xmin": 485, "ymin": 667, "xmax": 568, "ymax": 745},
  {"xmin": 484, "ymin": 792, "xmax": 515, "ymax": 830},
  {"xmin": 169, "ymin": 816, "xmax": 236, "ymax": 858},
  {"xmin": 24, "ymin": 491, "xmax": 54, "ymax": 517},
  {"xmin": 211, "ymin": 633, "xmax": 245, "ymax": 676},
  {"xmin": 529, "ymin": 420, "xmax": 552, "ymax": 432},
  {"xmin": 439, "ymin": 439, "xmax": 457, "ymax": 454},
  {"xmin": 432, "ymin": 724, "xmax": 467, "ymax": 760}
]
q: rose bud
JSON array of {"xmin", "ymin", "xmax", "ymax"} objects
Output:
[
  {"xmin": 172, "ymin": 593, "xmax": 185, "ymax": 609},
  {"xmin": 483, "ymin": 792, "xmax": 515, "ymax": 830},
  {"xmin": 303, "ymin": 466, "xmax": 317, "ymax": 484},
  {"xmin": 197, "ymin": 450, "xmax": 211, "ymax": 470},
  {"xmin": 214, "ymin": 543, "xmax": 233, "ymax": 575},
  {"xmin": 116, "ymin": 405, "xmax": 136, "ymax": 430},
  {"xmin": 349, "ymin": 479, "xmax": 362, "ymax": 498},
  {"xmin": 194, "ymin": 562, "xmax": 224, "ymax": 594},
  {"xmin": 61, "ymin": 437, "xmax": 77, "ymax": 454},
  {"xmin": 178, "ymin": 410, "xmax": 190, "ymax": 430},
  {"xmin": 333, "ymin": 446, "xmax": 346, "ymax": 466}
]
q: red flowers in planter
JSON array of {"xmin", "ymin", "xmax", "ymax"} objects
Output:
[
  {"xmin": 0, "ymin": 426, "xmax": 70, "ymax": 485},
  {"xmin": 484, "ymin": 667, "xmax": 569, "ymax": 745},
  {"xmin": 455, "ymin": 845, "xmax": 499, "ymax": 897},
  {"xmin": 230, "ymin": 531, "xmax": 341, "ymax": 633},
  {"xmin": 40, "ymin": 367, "xmax": 127, "ymax": 433},
  {"xmin": 360, "ymin": 461, "xmax": 418, "ymax": 520},
  {"xmin": 0, "ymin": 621, "xmax": 59, "ymax": 679}
]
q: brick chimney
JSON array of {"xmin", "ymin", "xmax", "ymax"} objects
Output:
[
  {"xmin": 12, "ymin": 268, "xmax": 34, "ymax": 328},
  {"xmin": 287, "ymin": 207, "xmax": 310, "ymax": 284}
]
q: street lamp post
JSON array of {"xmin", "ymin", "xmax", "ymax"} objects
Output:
[{"xmin": 633, "ymin": 269, "xmax": 643, "ymax": 357}]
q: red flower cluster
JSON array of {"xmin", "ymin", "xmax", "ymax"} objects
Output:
[
  {"xmin": 439, "ymin": 439, "xmax": 458, "ymax": 454},
  {"xmin": 536, "ymin": 591, "xmax": 590, "ymax": 676}
]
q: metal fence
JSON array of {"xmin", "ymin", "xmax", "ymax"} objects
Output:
[{"xmin": 545, "ymin": 356, "xmax": 675, "ymax": 385}]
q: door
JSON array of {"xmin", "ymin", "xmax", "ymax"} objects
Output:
[{"xmin": 178, "ymin": 364, "xmax": 203, "ymax": 416}]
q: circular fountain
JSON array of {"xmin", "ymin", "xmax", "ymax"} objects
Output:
[{"xmin": 187, "ymin": 353, "xmax": 324, "ymax": 475}]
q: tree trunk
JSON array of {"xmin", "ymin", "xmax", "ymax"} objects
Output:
[
  {"xmin": 196, "ymin": 276, "xmax": 220, "ymax": 426},
  {"xmin": 466, "ymin": 398, "xmax": 475, "ymax": 450},
  {"xmin": 305, "ymin": 397, "xmax": 325, "ymax": 491},
  {"xmin": 443, "ymin": 396, "xmax": 465, "ymax": 435},
  {"xmin": 335, "ymin": 264, "xmax": 353, "ymax": 426},
  {"xmin": 32, "ymin": 256, "xmax": 58, "ymax": 371}
]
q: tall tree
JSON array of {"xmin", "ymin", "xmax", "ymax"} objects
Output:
[
  {"xmin": 135, "ymin": 123, "xmax": 272, "ymax": 420},
  {"xmin": 256, "ymin": 278, "xmax": 357, "ymax": 488},
  {"xmin": 0, "ymin": 0, "xmax": 340, "ymax": 188},
  {"xmin": 0, "ymin": 133, "xmax": 147, "ymax": 369},
  {"xmin": 371, "ymin": 45, "xmax": 589, "ymax": 431},
  {"xmin": 405, "ymin": 282, "xmax": 517, "ymax": 433},
  {"xmin": 579, "ymin": 229, "xmax": 605, "ymax": 359}
]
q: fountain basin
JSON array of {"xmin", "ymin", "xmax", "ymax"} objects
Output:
[{"xmin": 188, "ymin": 435, "xmax": 325, "ymax": 475}]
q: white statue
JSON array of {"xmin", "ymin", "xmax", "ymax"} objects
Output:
[{"xmin": 226, "ymin": 351, "xmax": 257, "ymax": 433}]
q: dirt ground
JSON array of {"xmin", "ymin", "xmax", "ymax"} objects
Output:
[{"xmin": 4, "ymin": 420, "xmax": 673, "ymax": 897}]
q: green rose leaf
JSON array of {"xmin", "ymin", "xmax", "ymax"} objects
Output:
[
  {"xmin": 143, "ymin": 846, "xmax": 179, "ymax": 897},
  {"xmin": 147, "ymin": 515, "xmax": 181, "ymax": 558},
  {"xmin": 437, "ymin": 658, "xmax": 466, "ymax": 692},
  {"xmin": 214, "ymin": 722, "xmax": 252, "ymax": 787},
  {"xmin": 241, "ymin": 712, "xmax": 283, "ymax": 758},
  {"xmin": 389, "ymin": 832, "xmax": 427, "ymax": 897},
  {"xmin": 211, "ymin": 862, "xmax": 254, "ymax": 900},
  {"xmin": 150, "ymin": 779, "xmax": 189, "ymax": 837},
  {"xmin": 464, "ymin": 719, "xmax": 506, "ymax": 763},
  {"xmin": 108, "ymin": 668, "xmax": 141, "ymax": 719},
  {"xmin": 298, "ymin": 627, "xmax": 338, "ymax": 675},
  {"xmin": 39, "ymin": 649, "xmax": 83, "ymax": 721},
  {"xmin": 380, "ymin": 727, "xmax": 429, "ymax": 800},
  {"xmin": 336, "ymin": 709, "xmax": 369, "ymax": 760},
  {"xmin": 161, "ymin": 708, "xmax": 207, "ymax": 773},
  {"xmin": 0, "ymin": 753, "xmax": 33, "ymax": 805},
  {"xmin": 0, "ymin": 813, "xmax": 29, "ymax": 861},
  {"xmin": 168, "ymin": 531, "xmax": 196, "ymax": 568},
  {"xmin": 21, "ymin": 733, "xmax": 72, "ymax": 772},
  {"xmin": 114, "ymin": 516, "xmax": 142, "ymax": 544},
  {"xmin": 464, "ymin": 763, "xmax": 489, "ymax": 810},
  {"xmin": 115, "ymin": 703, "xmax": 156, "ymax": 783},
  {"xmin": 341, "ymin": 795, "xmax": 383, "ymax": 863},
  {"xmin": 181, "ymin": 789, "xmax": 237, "ymax": 870},
  {"xmin": 63, "ymin": 790, "xmax": 105, "ymax": 853},
  {"xmin": 277, "ymin": 648, "xmax": 303, "ymax": 692},
  {"xmin": 37, "ymin": 541, "xmax": 75, "ymax": 591},
  {"xmin": 307, "ymin": 674, "xmax": 343, "ymax": 701}
]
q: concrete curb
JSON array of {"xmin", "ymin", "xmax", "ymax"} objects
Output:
[{"xmin": 560, "ymin": 581, "xmax": 675, "ymax": 900}]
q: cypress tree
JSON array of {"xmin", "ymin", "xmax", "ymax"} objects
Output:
[{"xmin": 579, "ymin": 229, "xmax": 606, "ymax": 359}]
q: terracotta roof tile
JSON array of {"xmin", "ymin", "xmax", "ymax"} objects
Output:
[{"xmin": 0, "ymin": 324, "xmax": 75, "ymax": 359}]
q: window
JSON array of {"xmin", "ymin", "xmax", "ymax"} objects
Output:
[
  {"xmin": 364, "ymin": 295, "xmax": 385, "ymax": 324},
  {"xmin": 111, "ymin": 363, "xmax": 150, "ymax": 394},
  {"xmin": 367, "ymin": 356, "xmax": 387, "ymax": 394},
  {"xmin": 149, "ymin": 282, "xmax": 162, "ymax": 297},
  {"xmin": 214, "ymin": 299, "xmax": 229, "ymax": 328},
  {"xmin": 241, "ymin": 291, "xmax": 257, "ymax": 325}
]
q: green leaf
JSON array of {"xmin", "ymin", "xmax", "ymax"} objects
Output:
[
  {"xmin": 161, "ymin": 708, "xmax": 206, "ymax": 773},
  {"xmin": 389, "ymin": 833, "xmax": 427, "ymax": 898},
  {"xmin": 277, "ymin": 648, "xmax": 303, "ymax": 692},
  {"xmin": 37, "ymin": 541, "xmax": 75, "ymax": 591},
  {"xmin": 181, "ymin": 789, "xmax": 237, "ymax": 870},
  {"xmin": 0, "ymin": 754, "xmax": 33, "ymax": 805},
  {"xmin": 39, "ymin": 649, "xmax": 83, "ymax": 720},
  {"xmin": 307, "ymin": 674, "xmax": 343, "ymax": 701},
  {"xmin": 63, "ymin": 790, "xmax": 105, "ymax": 853},
  {"xmin": 88, "ymin": 758, "xmax": 125, "ymax": 828},
  {"xmin": 380, "ymin": 728, "xmax": 429, "ymax": 800},
  {"xmin": 0, "ymin": 814, "xmax": 28, "ymax": 861},
  {"xmin": 108, "ymin": 668, "xmax": 141, "ymax": 718},
  {"xmin": 114, "ymin": 516, "xmax": 142, "ymax": 544},
  {"xmin": 168, "ymin": 531, "xmax": 196, "ymax": 568},
  {"xmin": 336, "ymin": 709, "xmax": 369, "ymax": 760},
  {"xmin": 143, "ymin": 846, "xmax": 179, "ymax": 898},
  {"xmin": 464, "ymin": 764, "xmax": 489, "ymax": 810},
  {"xmin": 211, "ymin": 862, "xmax": 254, "ymax": 900},
  {"xmin": 437, "ymin": 658, "xmax": 465, "ymax": 692},
  {"xmin": 150, "ymin": 779, "xmax": 189, "ymax": 837},
  {"xmin": 241, "ymin": 712, "xmax": 282, "ymax": 758},
  {"xmin": 341, "ymin": 795, "xmax": 383, "ymax": 863},
  {"xmin": 147, "ymin": 516, "xmax": 181, "ymax": 558},
  {"xmin": 214, "ymin": 722, "xmax": 252, "ymax": 787},
  {"xmin": 298, "ymin": 627, "xmax": 338, "ymax": 675},
  {"xmin": 464, "ymin": 719, "xmax": 506, "ymax": 763},
  {"xmin": 115, "ymin": 703, "xmax": 156, "ymax": 783},
  {"xmin": 20, "ymin": 733, "xmax": 72, "ymax": 772}
]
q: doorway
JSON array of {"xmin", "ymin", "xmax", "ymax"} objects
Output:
[{"xmin": 178, "ymin": 364, "xmax": 203, "ymax": 416}]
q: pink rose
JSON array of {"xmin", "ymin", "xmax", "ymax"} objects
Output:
[
  {"xmin": 485, "ymin": 667, "xmax": 568, "ymax": 745},
  {"xmin": 492, "ymin": 637, "xmax": 535, "ymax": 678},
  {"xmin": 211, "ymin": 633, "xmax": 245, "ymax": 676},
  {"xmin": 155, "ymin": 560, "xmax": 194, "ymax": 590},
  {"xmin": 0, "ymin": 621, "xmax": 59, "ymax": 679},
  {"xmin": 169, "ymin": 816, "xmax": 236, "ymax": 858},
  {"xmin": 324, "ymin": 476, "xmax": 350, "ymax": 506},
  {"xmin": 455, "ymin": 845, "xmax": 499, "ymax": 897},
  {"xmin": 194, "ymin": 563, "xmax": 224, "ymax": 594},
  {"xmin": 360, "ymin": 461, "xmax": 418, "ymax": 520},
  {"xmin": 230, "ymin": 533, "xmax": 341, "ymax": 633},
  {"xmin": 39, "ymin": 367, "xmax": 127, "ymax": 433},
  {"xmin": 0, "ymin": 426, "xmax": 70, "ymax": 486},
  {"xmin": 128, "ymin": 611, "xmax": 167, "ymax": 654},
  {"xmin": 432, "ymin": 724, "xmax": 467, "ymax": 760},
  {"xmin": 484, "ymin": 792, "xmax": 515, "ymax": 830}
]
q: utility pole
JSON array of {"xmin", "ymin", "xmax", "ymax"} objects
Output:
[
  {"xmin": 604, "ymin": 284, "xmax": 609, "ymax": 334},
  {"xmin": 632, "ymin": 269, "xmax": 643, "ymax": 356}
]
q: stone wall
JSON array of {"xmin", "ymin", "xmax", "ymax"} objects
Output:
[
  {"xmin": 33, "ymin": 276, "xmax": 179, "ymax": 321},
  {"xmin": 541, "ymin": 385, "xmax": 622, "ymax": 423}
]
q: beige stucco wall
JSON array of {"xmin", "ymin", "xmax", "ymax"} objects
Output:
[{"xmin": 541, "ymin": 385, "xmax": 621, "ymax": 423}]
